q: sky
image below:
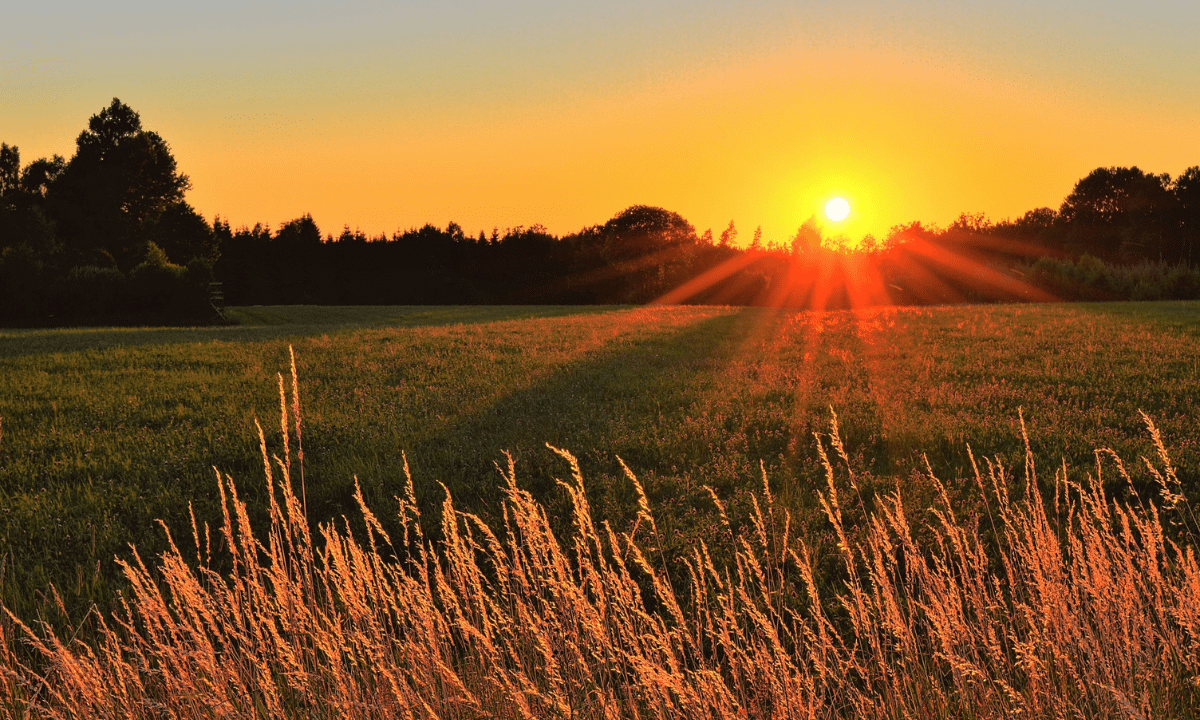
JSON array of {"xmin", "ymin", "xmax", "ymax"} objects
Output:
[{"xmin": 3, "ymin": 1, "xmax": 1198, "ymax": 246}]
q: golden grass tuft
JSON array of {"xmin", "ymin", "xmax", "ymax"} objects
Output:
[{"xmin": 1, "ymin": 355, "xmax": 1197, "ymax": 719}]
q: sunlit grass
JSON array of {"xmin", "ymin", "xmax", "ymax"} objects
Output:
[
  {"xmin": 1, "ymin": 301, "xmax": 1199, "ymax": 627},
  {"xmin": 1, "ymin": 363, "xmax": 1196, "ymax": 717}
]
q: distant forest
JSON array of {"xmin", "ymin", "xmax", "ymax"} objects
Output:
[{"xmin": 3, "ymin": 99, "xmax": 1199, "ymax": 326}]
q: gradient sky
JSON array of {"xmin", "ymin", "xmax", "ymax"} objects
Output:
[{"xmin": 3, "ymin": 1, "xmax": 1198, "ymax": 246}]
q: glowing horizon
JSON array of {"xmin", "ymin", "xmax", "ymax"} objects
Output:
[{"xmin": 3, "ymin": 1, "xmax": 1198, "ymax": 246}]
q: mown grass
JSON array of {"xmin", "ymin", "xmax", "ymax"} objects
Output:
[{"xmin": 1, "ymin": 302, "xmax": 1199, "ymax": 625}]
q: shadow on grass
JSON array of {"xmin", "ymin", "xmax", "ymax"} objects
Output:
[
  {"xmin": 337, "ymin": 310, "xmax": 755, "ymax": 537},
  {"xmin": 0, "ymin": 305, "xmax": 627, "ymax": 359}
]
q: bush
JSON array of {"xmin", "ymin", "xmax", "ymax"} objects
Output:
[
  {"xmin": 0, "ymin": 244, "xmax": 50, "ymax": 324},
  {"xmin": 54, "ymin": 265, "xmax": 128, "ymax": 321},
  {"xmin": 126, "ymin": 242, "xmax": 214, "ymax": 322},
  {"xmin": 1025, "ymin": 254, "xmax": 1200, "ymax": 301}
]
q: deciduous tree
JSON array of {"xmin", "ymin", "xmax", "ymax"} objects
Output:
[
  {"xmin": 49, "ymin": 98, "xmax": 194, "ymax": 268},
  {"xmin": 1059, "ymin": 166, "xmax": 1177, "ymax": 260}
]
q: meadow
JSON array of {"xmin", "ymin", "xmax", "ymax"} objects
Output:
[
  {"xmin": 1, "ymin": 336, "xmax": 1197, "ymax": 718},
  {"xmin": 1, "ymin": 301, "xmax": 1199, "ymax": 629}
]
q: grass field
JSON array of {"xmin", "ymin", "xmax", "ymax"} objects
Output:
[{"xmin": 1, "ymin": 302, "xmax": 1199, "ymax": 622}]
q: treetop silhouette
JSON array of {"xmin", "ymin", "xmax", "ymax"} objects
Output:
[
  {"xmin": 2, "ymin": 99, "xmax": 1200, "ymax": 325},
  {"xmin": 50, "ymin": 98, "xmax": 195, "ymax": 269}
]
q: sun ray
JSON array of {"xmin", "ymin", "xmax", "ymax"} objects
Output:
[
  {"xmin": 650, "ymin": 251, "xmax": 767, "ymax": 305},
  {"xmin": 527, "ymin": 242, "xmax": 699, "ymax": 303},
  {"xmin": 899, "ymin": 237, "xmax": 1059, "ymax": 303}
]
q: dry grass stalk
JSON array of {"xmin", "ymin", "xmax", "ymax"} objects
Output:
[{"xmin": 1, "ymin": 361, "xmax": 1197, "ymax": 719}]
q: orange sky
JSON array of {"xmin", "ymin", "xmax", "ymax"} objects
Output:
[{"xmin": 3, "ymin": 1, "xmax": 1198, "ymax": 246}]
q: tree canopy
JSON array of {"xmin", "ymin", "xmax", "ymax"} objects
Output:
[{"xmin": 49, "ymin": 98, "xmax": 196, "ymax": 269}]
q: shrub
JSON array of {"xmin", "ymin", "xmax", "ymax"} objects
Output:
[
  {"xmin": 126, "ymin": 242, "xmax": 213, "ymax": 322},
  {"xmin": 54, "ymin": 265, "xmax": 128, "ymax": 321},
  {"xmin": 1025, "ymin": 254, "xmax": 1200, "ymax": 302},
  {"xmin": 0, "ymin": 244, "xmax": 49, "ymax": 324}
]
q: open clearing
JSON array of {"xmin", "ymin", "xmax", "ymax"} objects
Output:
[{"xmin": 1, "ymin": 301, "xmax": 1199, "ymax": 616}]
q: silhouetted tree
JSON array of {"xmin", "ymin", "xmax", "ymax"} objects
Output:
[
  {"xmin": 276, "ymin": 214, "xmax": 322, "ymax": 250},
  {"xmin": 49, "ymin": 98, "xmax": 192, "ymax": 269},
  {"xmin": 0, "ymin": 145, "xmax": 59, "ymax": 255},
  {"xmin": 0, "ymin": 144, "xmax": 18, "ymax": 198},
  {"xmin": 0, "ymin": 144, "xmax": 60, "ymax": 323},
  {"xmin": 1174, "ymin": 167, "xmax": 1200, "ymax": 265},
  {"xmin": 145, "ymin": 202, "xmax": 217, "ymax": 265},
  {"xmin": 590, "ymin": 205, "xmax": 699, "ymax": 303},
  {"xmin": 791, "ymin": 218, "xmax": 821, "ymax": 254},
  {"xmin": 718, "ymin": 220, "xmax": 737, "ymax": 248},
  {"xmin": 20, "ymin": 155, "xmax": 66, "ymax": 199},
  {"xmin": 1059, "ymin": 166, "xmax": 1177, "ymax": 261},
  {"xmin": 1014, "ymin": 207, "xmax": 1058, "ymax": 233},
  {"xmin": 213, "ymin": 221, "xmax": 273, "ymax": 304},
  {"xmin": 949, "ymin": 212, "xmax": 991, "ymax": 234}
]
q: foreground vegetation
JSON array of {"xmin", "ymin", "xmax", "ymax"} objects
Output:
[
  {"xmin": 1, "ymin": 366, "xmax": 1196, "ymax": 718},
  {"xmin": 2, "ymin": 302, "xmax": 1199, "ymax": 629}
]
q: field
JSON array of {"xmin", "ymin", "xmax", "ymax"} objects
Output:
[{"xmin": 1, "ymin": 301, "xmax": 1199, "ymax": 627}]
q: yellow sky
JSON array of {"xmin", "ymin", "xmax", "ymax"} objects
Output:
[{"xmin": 4, "ymin": 1, "xmax": 1198, "ymax": 246}]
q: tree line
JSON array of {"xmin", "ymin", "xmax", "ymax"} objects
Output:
[{"xmin": 3, "ymin": 99, "xmax": 1199, "ymax": 325}]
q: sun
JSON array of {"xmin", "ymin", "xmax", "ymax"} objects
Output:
[{"xmin": 825, "ymin": 197, "xmax": 850, "ymax": 222}]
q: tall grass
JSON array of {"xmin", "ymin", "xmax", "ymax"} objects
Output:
[
  {"xmin": 6, "ymin": 302, "xmax": 1200, "ymax": 627},
  {"xmin": 2, "ymin": 355, "xmax": 1197, "ymax": 719}
]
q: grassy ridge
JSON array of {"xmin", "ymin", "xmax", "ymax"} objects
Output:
[{"xmin": 1, "ymin": 302, "xmax": 1199, "ymax": 620}]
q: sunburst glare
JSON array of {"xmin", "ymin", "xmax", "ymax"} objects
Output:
[{"xmin": 825, "ymin": 197, "xmax": 851, "ymax": 222}]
